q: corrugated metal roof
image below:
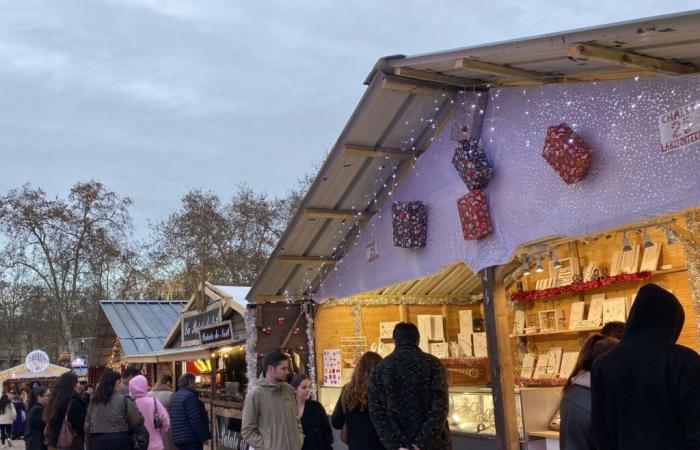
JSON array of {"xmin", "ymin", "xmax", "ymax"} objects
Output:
[
  {"xmin": 91, "ymin": 300, "xmax": 186, "ymax": 365},
  {"xmin": 247, "ymin": 10, "xmax": 700, "ymax": 303}
]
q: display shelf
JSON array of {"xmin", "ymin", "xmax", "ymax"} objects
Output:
[
  {"xmin": 529, "ymin": 430, "xmax": 560, "ymax": 439},
  {"xmin": 441, "ymin": 357, "xmax": 489, "ymax": 367},
  {"xmin": 510, "ymin": 326, "xmax": 602, "ymax": 339}
]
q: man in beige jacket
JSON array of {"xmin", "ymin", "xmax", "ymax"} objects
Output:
[{"xmin": 242, "ymin": 350, "xmax": 304, "ymax": 450}]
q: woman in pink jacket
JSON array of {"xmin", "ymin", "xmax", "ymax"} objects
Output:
[{"xmin": 130, "ymin": 375, "xmax": 171, "ymax": 450}]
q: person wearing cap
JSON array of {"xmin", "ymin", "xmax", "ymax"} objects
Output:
[{"xmin": 591, "ymin": 283, "xmax": 700, "ymax": 449}]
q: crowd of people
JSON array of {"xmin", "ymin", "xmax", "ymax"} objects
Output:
[
  {"xmin": 0, "ymin": 369, "xmax": 210, "ymax": 450},
  {"xmin": 2, "ymin": 283, "xmax": 699, "ymax": 450}
]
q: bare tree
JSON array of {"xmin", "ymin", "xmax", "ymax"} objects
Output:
[{"xmin": 0, "ymin": 181, "xmax": 132, "ymax": 355}]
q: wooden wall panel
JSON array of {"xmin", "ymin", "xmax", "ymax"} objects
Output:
[
  {"xmin": 314, "ymin": 305, "xmax": 354, "ymax": 386},
  {"xmin": 360, "ymin": 305, "xmax": 401, "ymax": 351}
]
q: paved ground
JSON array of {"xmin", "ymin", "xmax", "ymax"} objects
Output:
[{"xmin": 2, "ymin": 438, "xmax": 26, "ymax": 449}]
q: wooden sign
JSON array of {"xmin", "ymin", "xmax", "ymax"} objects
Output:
[
  {"xmin": 199, "ymin": 321, "xmax": 234, "ymax": 346},
  {"xmin": 182, "ymin": 304, "xmax": 222, "ymax": 345}
]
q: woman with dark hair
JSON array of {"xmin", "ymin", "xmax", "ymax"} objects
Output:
[
  {"xmin": 290, "ymin": 374, "xmax": 332, "ymax": 450},
  {"xmin": 331, "ymin": 351, "xmax": 384, "ymax": 450},
  {"xmin": 24, "ymin": 387, "xmax": 50, "ymax": 450},
  {"xmin": 85, "ymin": 369, "xmax": 147, "ymax": 450},
  {"xmin": 0, "ymin": 393, "xmax": 17, "ymax": 448},
  {"xmin": 43, "ymin": 371, "xmax": 85, "ymax": 450},
  {"xmin": 560, "ymin": 334, "xmax": 618, "ymax": 450}
]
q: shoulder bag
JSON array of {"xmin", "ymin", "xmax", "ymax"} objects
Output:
[
  {"xmin": 56, "ymin": 401, "xmax": 84, "ymax": 450},
  {"xmin": 123, "ymin": 395, "xmax": 150, "ymax": 450},
  {"xmin": 153, "ymin": 397, "xmax": 163, "ymax": 430}
]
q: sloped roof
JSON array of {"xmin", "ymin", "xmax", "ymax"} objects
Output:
[
  {"xmin": 213, "ymin": 285, "xmax": 249, "ymax": 313},
  {"xmin": 247, "ymin": 10, "xmax": 700, "ymax": 303},
  {"xmin": 91, "ymin": 300, "xmax": 187, "ymax": 366}
]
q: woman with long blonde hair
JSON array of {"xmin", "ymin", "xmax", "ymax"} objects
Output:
[{"xmin": 331, "ymin": 351, "xmax": 383, "ymax": 450}]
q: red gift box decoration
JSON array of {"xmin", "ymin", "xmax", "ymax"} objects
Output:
[
  {"xmin": 452, "ymin": 138, "xmax": 493, "ymax": 191},
  {"xmin": 457, "ymin": 190, "xmax": 492, "ymax": 240},
  {"xmin": 541, "ymin": 123, "xmax": 593, "ymax": 184},
  {"xmin": 392, "ymin": 201, "xmax": 427, "ymax": 248}
]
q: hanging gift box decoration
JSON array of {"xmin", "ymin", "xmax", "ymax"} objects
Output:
[
  {"xmin": 541, "ymin": 123, "xmax": 593, "ymax": 184},
  {"xmin": 392, "ymin": 201, "xmax": 427, "ymax": 248},
  {"xmin": 452, "ymin": 138, "xmax": 493, "ymax": 190},
  {"xmin": 457, "ymin": 189, "xmax": 492, "ymax": 240}
]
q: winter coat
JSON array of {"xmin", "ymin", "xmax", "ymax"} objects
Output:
[
  {"xmin": 331, "ymin": 390, "xmax": 384, "ymax": 450},
  {"xmin": 85, "ymin": 389, "xmax": 144, "ymax": 435},
  {"xmin": 149, "ymin": 384, "xmax": 175, "ymax": 450},
  {"xmin": 0, "ymin": 401, "xmax": 17, "ymax": 424},
  {"xmin": 11, "ymin": 400, "xmax": 26, "ymax": 435},
  {"xmin": 592, "ymin": 283, "xmax": 700, "ymax": 450},
  {"xmin": 46, "ymin": 394, "xmax": 86, "ymax": 447},
  {"xmin": 24, "ymin": 404, "xmax": 47, "ymax": 450},
  {"xmin": 241, "ymin": 377, "xmax": 304, "ymax": 450},
  {"xmin": 148, "ymin": 385, "xmax": 174, "ymax": 412},
  {"xmin": 169, "ymin": 385, "xmax": 211, "ymax": 446},
  {"xmin": 130, "ymin": 375, "xmax": 170, "ymax": 450},
  {"xmin": 298, "ymin": 399, "xmax": 332, "ymax": 450},
  {"xmin": 560, "ymin": 371, "xmax": 594, "ymax": 450},
  {"xmin": 368, "ymin": 343, "xmax": 452, "ymax": 450}
]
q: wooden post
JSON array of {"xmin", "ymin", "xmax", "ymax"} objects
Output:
[{"xmin": 480, "ymin": 266, "xmax": 520, "ymax": 450}]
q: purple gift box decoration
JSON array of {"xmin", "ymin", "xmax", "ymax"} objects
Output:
[
  {"xmin": 391, "ymin": 201, "xmax": 427, "ymax": 248},
  {"xmin": 452, "ymin": 138, "xmax": 494, "ymax": 191}
]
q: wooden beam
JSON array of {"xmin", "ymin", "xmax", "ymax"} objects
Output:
[
  {"xmin": 568, "ymin": 44, "xmax": 697, "ymax": 74},
  {"xmin": 343, "ymin": 144, "xmax": 420, "ymax": 160},
  {"xmin": 303, "ymin": 208, "xmax": 372, "ymax": 221},
  {"xmin": 251, "ymin": 295, "xmax": 308, "ymax": 302},
  {"xmin": 481, "ymin": 266, "xmax": 520, "ymax": 450},
  {"xmin": 380, "ymin": 75, "xmax": 455, "ymax": 96},
  {"xmin": 276, "ymin": 256, "xmax": 336, "ymax": 265},
  {"xmin": 669, "ymin": 223, "xmax": 700, "ymax": 245},
  {"xmin": 455, "ymin": 58, "xmax": 563, "ymax": 84},
  {"xmin": 393, "ymin": 67, "xmax": 482, "ymax": 88},
  {"xmin": 281, "ymin": 310, "xmax": 304, "ymax": 348}
]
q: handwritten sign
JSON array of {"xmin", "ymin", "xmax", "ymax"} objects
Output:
[
  {"xmin": 182, "ymin": 307, "xmax": 221, "ymax": 344},
  {"xmin": 215, "ymin": 415, "xmax": 249, "ymax": 450},
  {"xmin": 659, "ymin": 101, "xmax": 700, "ymax": 154},
  {"xmin": 199, "ymin": 322, "xmax": 234, "ymax": 346}
]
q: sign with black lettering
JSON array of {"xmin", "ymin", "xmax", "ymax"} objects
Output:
[
  {"xmin": 199, "ymin": 322, "xmax": 234, "ymax": 346},
  {"xmin": 182, "ymin": 306, "xmax": 221, "ymax": 345}
]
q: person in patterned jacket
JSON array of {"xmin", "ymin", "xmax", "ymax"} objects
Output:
[{"xmin": 368, "ymin": 322, "xmax": 452, "ymax": 450}]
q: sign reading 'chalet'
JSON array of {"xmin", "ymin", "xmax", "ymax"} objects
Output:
[{"xmin": 199, "ymin": 322, "xmax": 234, "ymax": 346}]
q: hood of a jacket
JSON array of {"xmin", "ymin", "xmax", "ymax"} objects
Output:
[
  {"xmin": 623, "ymin": 283, "xmax": 684, "ymax": 344},
  {"xmin": 255, "ymin": 376, "xmax": 284, "ymax": 390},
  {"xmin": 129, "ymin": 375, "xmax": 149, "ymax": 398}
]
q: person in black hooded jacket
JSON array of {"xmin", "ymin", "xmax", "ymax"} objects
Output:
[{"xmin": 591, "ymin": 283, "xmax": 700, "ymax": 450}]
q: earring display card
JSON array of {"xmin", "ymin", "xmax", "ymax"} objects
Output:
[
  {"xmin": 583, "ymin": 262, "xmax": 597, "ymax": 282},
  {"xmin": 539, "ymin": 310, "xmax": 561, "ymax": 332},
  {"xmin": 379, "ymin": 321, "xmax": 399, "ymax": 339},
  {"xmin": 559, "ymin": 352, "xmax": 579, "ymax": 379},
  {"xmin": 640, "ymin": 243, "xmax": 661, "ymax": 272},
  {"xmin": 472, "ymin": 332, "xmax": 488, "ymax": 357},
  {"xmin": 534, "ymin": 353, "xmax": 552, "ymax": 379},
  {"xmin": 430, "ymin": 342, "xmax": 449, "ymax": 359},
  {"xmin": 521, "ymin": 353, "xmax": 537, "ymax": 379},
  {"xmin": 431, "ymin": 315, "xmax": 445, "ymax": 341},
  {"xmin": 458, "ymin": 333, "xmax": 474, "ymax": 357},
  {"xmin": 610, "ymin": 251, "xmax": 623, "ymax": 276},
  {"xmin": 603, "ymin": 298, "xmax": 627, "ymax": 324},
  {"xmin": 449, "ymin": 342, "xmax": 462, "ymax": 358},
  {"xmin": 417, "ymin": 315, "xmax": 433, "ymax": 341},
  {"xmin": 621, "ymin": 245, "xmax": 641, "ymax": 274},
  {"xmin": 588, "ymin": 294, "xmax": 605, "ymax": 325},
  {"xmin": 547, "ymin": 347, "xmax": 563, "ymax": 377},
  {"xmin": 323, "ymin": 349, "xmax": 341, "ymax": 386},
  {"xmin": 569, "ymin": 302, "xmax": 586, "ymax": 329},
  {"xmin": 513, "ymin": 310, "xmax": 526, "ymax": 335},
  {"xmin": 459, "ymin": 310, "xmax": 474, "ymax": 335}
]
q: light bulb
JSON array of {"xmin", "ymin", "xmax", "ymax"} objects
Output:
[
  {"xmin": 666, "ymin": 228, "xmax": 679, "ymax": 245},
  {"xmin": 521, "ymin": 258, "xmax": 530, "ymax": 276},
  {"xmin": 643, "ymin": 231, "xmax": 653, "ymax": 248},
  {"xmin": 551, "ymin": 252, "xmax": 562, "ymax": 269},
  {"xmin": 622, "ymin": 234, "xmax": 632, "ymax": 252},
  {"xmin": 535, "ymin": 256, "xmax": 544, "ymax": 273}
]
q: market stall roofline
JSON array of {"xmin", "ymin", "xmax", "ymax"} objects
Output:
[
  {"xmin": 247, "ymin": 10, "xmax": 700, "ymax": 304},
  {"xmin": 90, "ymin": 300, "xmax": 187, "ymax": 367}
]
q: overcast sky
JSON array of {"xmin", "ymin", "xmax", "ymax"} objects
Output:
[{"xmin": 0, "ymin": 0, "xmax": 696, "ymax": 236}]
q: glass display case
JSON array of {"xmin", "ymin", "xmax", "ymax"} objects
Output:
[
  {"xmin": 448, "ymin": 387, "xmax": 522, "ymax": 437},
  {"xmin": 318, "ymin": 385, "xmax": 343, "ymax": 415},
  {"xmin": 448, "ymin": 387, "xmax": 562, "ymax": 440}
]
